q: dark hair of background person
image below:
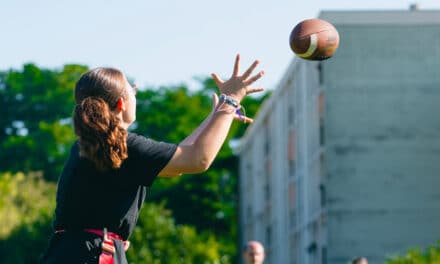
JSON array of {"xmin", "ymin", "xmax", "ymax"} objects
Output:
[{"xmin": 352, "ymin": 257, "xmax": 368, "ymax": 264}]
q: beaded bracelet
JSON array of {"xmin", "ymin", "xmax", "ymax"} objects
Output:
[
  {"xmin": 219, "ymin": 94, "xmax": 239, "ymax": 108},
  {"xmin": 219, "ymin": 94, "xmax": 246, "ymax": 122}
]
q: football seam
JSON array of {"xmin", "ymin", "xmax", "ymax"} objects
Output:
[
  {"xmin": 296, "ymin": 33, "xmax": 318, "ymax": 58},
  {"xmin": 293, "ymin": 28, "xmax": 334, "ymax": 40}
]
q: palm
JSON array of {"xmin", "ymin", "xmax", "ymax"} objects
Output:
[{"xmin": 211, "ymin": 54, "xmax": 264, "ymax": 102}]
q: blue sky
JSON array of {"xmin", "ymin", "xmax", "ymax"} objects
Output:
[{"xmin": 2, "ymin": 1, "xmax": 440, "ymax": 90}]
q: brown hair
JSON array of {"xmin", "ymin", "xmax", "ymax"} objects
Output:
[{"xmin": 73, "ymin": 67, "xmax": 128, "ymax": 171}]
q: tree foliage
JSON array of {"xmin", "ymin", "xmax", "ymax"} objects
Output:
[
  {"xmin": 386, "ymin": 242, "xmax": 440, "ymax": 264},
  {"xmin": 0, "ymin": 64, "xmax": 86, "ymax": 180},
  {"xmin": 0, "ymin": 172, "xmax": 56, "ymax": 263},
  {"xmin": 128, "ymin": 202, "xmax": 225, "ymax": 264}
]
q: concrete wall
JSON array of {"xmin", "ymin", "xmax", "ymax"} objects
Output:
[{"xmin": 323, "ymin": 21, "xmax": 440, "ymax": 263}]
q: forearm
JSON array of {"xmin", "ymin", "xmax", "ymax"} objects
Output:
[
  {"xmin": 180, "ymin": 111, "xmax": 215, "ymax": 146},
  {"xmin": 189, "ymin": 104, "xmax": 235, "ymax": 170}
]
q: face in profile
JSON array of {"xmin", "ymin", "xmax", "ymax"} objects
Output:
[
  {"xmin": 120, "ymin": 78, "xmax": 137, "ymax": 127},
  {"xmin": 243, "ymin": 241, "xmax": 265, "ymax": 264}
]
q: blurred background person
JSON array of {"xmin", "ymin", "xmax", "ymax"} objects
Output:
[
  {"xmin": 242, "ymin": 240, "xmax": 265, "ymax": 264},
  {"xmin": 352, "ymin": 257, "xmax": 368, "ymax": 264}
]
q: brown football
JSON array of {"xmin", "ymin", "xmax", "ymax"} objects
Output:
[{"xmin": 289, "ymin": 18, "xmax": 339, "ymax": 61}]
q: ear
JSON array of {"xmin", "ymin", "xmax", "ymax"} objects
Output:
[{"xmin": 116, "ymin": 98, "xmax": 126, "ymax": 111}]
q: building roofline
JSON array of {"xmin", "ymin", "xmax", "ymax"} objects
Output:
[{"xmin": 319, "ymin": 9, "xmax": 440, "ymax": 25}]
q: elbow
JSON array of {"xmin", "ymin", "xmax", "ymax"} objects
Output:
[
  {"xmin": 193, "ymin": 156, "xmax": 212, "ymax": 173},
  {"xmin": 180, "ymin": 144, "xmax": 214, "ymax": 174}
]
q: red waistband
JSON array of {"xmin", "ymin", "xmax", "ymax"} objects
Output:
[{"xmin": 84, "ymin": 228, "xmax": 123, "ymax": 241}]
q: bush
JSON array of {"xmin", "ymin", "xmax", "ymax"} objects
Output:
[
  {"xmin": 0, "ymin": 171, "xmax": 56, "ymax": 263},
  {"xmin": 128, "ymin": 202, "xmax": 228, "ymax": 264},
  {"xmin": 386, "ymin": 241, "xmax": 440, "ymax": 264}
]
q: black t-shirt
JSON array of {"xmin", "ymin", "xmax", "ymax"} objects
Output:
[{"xmin": 53, "ymin": 132, "xmax": 177, "ymax": 240}]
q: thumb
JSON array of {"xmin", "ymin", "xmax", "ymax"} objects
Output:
[
  {"xmin": 211, "ymin": 73, "xmax": 223, "ymax": 87},
  {"xmin": 211, "ymin": 93, "xmax": 219, "ymax": 110}
]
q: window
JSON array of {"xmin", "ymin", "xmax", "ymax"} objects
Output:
[
  {"xmin": 247, "ymin": 205, "xmax": 252, "ymax": 220},
  {"xmin": 319, "ymin": 184, "xmax": 326, "ymax": 208},
  {"xmin": 264, "ymin": 119, "xmax": 271, "ymax": 157},
  {"xmin": 265, "ymin": 225, "xmax": 272, "ymax": 264},
  {"xmin": 289, "ymin": 159, "xmax": 296, "ymax": 178},
  {"xmin": 322, "ymin": 246, "xmax": 327, "ymax": 264},
  {"xmin": 266, "ymin": 226, "xmax": 272, "ymax": 251},
  {"xmin": 318, "ymin": 63, "xmax": 323, "ymax": 85},
  {"xmin": 265, "ymin": 183, "xmax": 271, "ymax": 201},
  {"xmin": 288, "ymin": 130, "xmax": 296, "ymax": 177},
  {"xmin": 288, "ymin": 105, "xmax": 295, "ymax": 124},
  {"xmin": 319, "ymin": 92, "xmax": 325, "ymax": 146},
  {"xmin": 289, "ymin": 183, "xmax": 296, "ymax": 228}
]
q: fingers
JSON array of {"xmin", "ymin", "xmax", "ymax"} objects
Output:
[
  {"xmin": 234, "ymin": 114, "xmax": 254, "ymax": 124},
  {"xmin": 242, "ymin": 60, "xmax": 260, "ymax": 80},
  {"xmin": 244, "ymin": 70, "xmax": 265, "ymax": 86},
  {"xmin": 211, "ymin": 73, "xmax": 224, "ymax": 87},
  {"xmin": 246, "ymin": 87, "xmax": 265, "ymax": 95},
  {"xmin": 232, "ymin": 54, "xmax": 240, "ymax": 77}
]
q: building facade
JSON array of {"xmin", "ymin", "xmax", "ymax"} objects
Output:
[{"xmin": 238, "ymin": 10, "xmax": 440, "ymax": 264}]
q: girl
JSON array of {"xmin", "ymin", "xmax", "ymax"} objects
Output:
[{"xmin": 40, "ymin": 54, "xmax": 264, "ymax": 264}]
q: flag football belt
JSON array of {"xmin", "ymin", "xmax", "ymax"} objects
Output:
[
  {"xmin": 84, "ymin": 228, "xmax": 130, "ymax": 254},
  {"xmin": 55, "ymin": 228, "xmax": 130, "ymax": 264}
]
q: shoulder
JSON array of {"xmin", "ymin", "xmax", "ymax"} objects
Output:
[
  {"xmin": 126, "ymin": 132, "xmax": 154, "ymax": 149},
  {"xmin": 123, "ymin": 133, "xmax": 178, "ymax": 182},
  {"xmin": 126, "ymin": 132, "xmax": 177, "ymax": 156},
  {"xmin": 127, "ymin": 132, "xmax": 147, "ymax": 144}
]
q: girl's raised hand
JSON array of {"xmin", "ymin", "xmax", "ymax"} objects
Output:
[{"xmin": 211, "ymin": 54, "xmax": 265, "ymax": 103}]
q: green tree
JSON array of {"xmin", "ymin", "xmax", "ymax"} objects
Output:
[
  {"xmin": 0, "ymin": 172, "xmax": 56, "ymax": 263},
  {"xmin": 0, "ymin": 64, "xmax": 86, "ymax": 180}
]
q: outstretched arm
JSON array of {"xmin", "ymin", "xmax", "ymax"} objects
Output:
[
  {"xmin": 178, "ymin": 93, "xmax": 219, "ymax": 147},
  {"xmin": 159, "ymin": 54, "xmax": 264, "ymax": 176},
  {"xmin": 179, "ymin": 92, "xmax": 254, "ymax": 147}
]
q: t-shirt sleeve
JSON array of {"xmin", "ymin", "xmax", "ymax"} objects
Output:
[{"xmin": 126, "ymin": 133, "xmax": 177, "ymax": 186}]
